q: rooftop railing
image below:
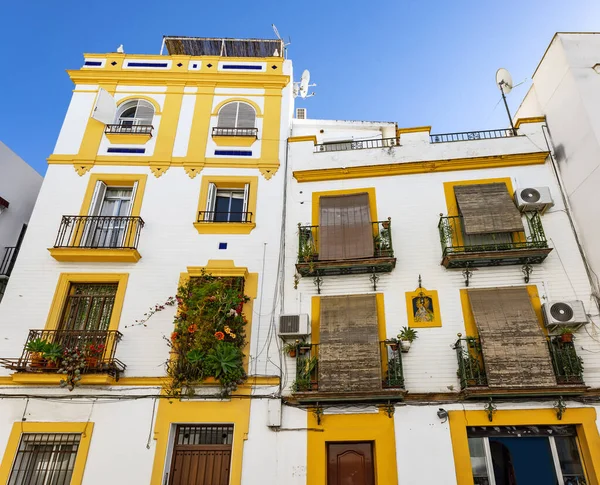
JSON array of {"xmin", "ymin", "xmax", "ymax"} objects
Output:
[
  {"xmin": 314, "ymin": 137, "xmax": 399, "ymax": 153},
  {"xmin": 430, "ymin": 128, "xmax": 515, "ymax": 143}
]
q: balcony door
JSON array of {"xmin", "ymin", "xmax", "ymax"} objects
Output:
[
  {"xmin": 327, "ymin": 442, "xmax": 375, "ymax": 485},
  {"xmin": 319, "ymin": 193, "xmax": 373, "ymax": 260}
]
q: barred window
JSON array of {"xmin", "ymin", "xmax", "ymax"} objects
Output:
[
  {"xmin": 59, "ymin": 283, "xmax": 118, "ymax": 331},
  {"xmin": 176, "ymin": 425, "xmax": 234, "ymax": 446},
  {"xmin": 8, "ymin": 433, "xmax": 81, "ymax": 485}
]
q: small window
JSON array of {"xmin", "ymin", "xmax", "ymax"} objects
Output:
[
  {"xmin": 202, "ymin": 183, "xmax": 251, "ymax": 223},
  {"xmin": 8, "ymin": 433, "xmax": 81, "ymax": 485},
  {"xmin": 217, "ymin": 102, "xmax": 256, "ymax": 128},
  {"xmin": 115, "ymin": 99, "xmax": 154, "ymax": 127},
  {"xmin": 59, "ymin": 283, "xmax": 118, "ymax": 331}
]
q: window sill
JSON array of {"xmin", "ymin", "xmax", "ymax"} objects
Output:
[
  {"xmin": 105, "ymin": 133, "xmax": 152, "ymax": 144},
  {"xmin": 48, "ymin": 248, "xmax": 142, "ymax": 263},
  {"xmin": 10, "ymin": 373, "xmax": 116, "ymax": 386},
  {"xmin": 193, "ymin": 222, "xmax": 256, "ymax": 235},
  {"xmin": 212, "ymin": 135, "xmax": 257, "ymax": 147}
]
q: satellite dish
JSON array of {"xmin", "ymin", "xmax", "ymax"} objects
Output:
[
  {"xmin": 300, "ymin": 70, "xmax": 310, "ymax": 98},
  {"xmin": 496, "ymin": 68, "xmax": 513, "ymax": 95}
]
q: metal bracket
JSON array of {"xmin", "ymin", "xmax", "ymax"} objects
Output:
[
  {"xmin": 313, "ymin": 404, "xmax": 324, "ymax": 425},
  {"xmin": 522, "ymin": 263, "xmax": 533, "ymax": 284},
  {"xmin": 293, "ymin": 273, "xmax": 300, "ymax": 290},
  {"xmin": 369, "ymin": 271, "xmax": 379, "ymax": 292},
  {"xmin": 313, "ymin": 276, "xmax": 323, "ymax": 294},
  {"xmin": 484, "ymin": 398, "xmax": 497, "ymax": 422},
  {"xmin": 554, "ymin": 396, "xmax": 566, "ymax": 420},
  {"xmin": 381, "ymin": 401, "xmax": 395, "ymax": 418},
  {"xmin": 463, "ymin": 264, "xmax": 473, "ymax": 287}
]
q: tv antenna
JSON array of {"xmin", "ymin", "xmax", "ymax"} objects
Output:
[
  {"xmin": 272, "ymin": 24, "xmax": 291, "ymax": 58},
  {"xmin": 496, "ymin": 68, "xmax": 517, "ymax": 136},
  {"xmin": 294, "ymin": 69, "xmax": 317, "ymax": 98}
]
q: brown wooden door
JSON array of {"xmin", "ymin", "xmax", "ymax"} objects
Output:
[{"xmin": 327, "ymin": 442, "xmax": 375, "ymax": 485}]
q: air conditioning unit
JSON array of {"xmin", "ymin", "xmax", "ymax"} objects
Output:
[
  {"xmin": 296, "ymin": 108, "xmax": 307, "ymax": 120},
  {"xmin": 514, "ymin": 187, "xmax": 554, "ymax": 213},
  {"xmin": 278, "ymin": 314, "xmax": 310, "ymax": 337},
  {"xmin": 542, "ymin": 300, "xmax": 588, "ymax": 331}
]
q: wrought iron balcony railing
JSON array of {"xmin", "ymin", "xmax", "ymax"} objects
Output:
[
  {"xmin": 296, "ymin": 219, "xmax": 396, "ymax": 277},
  {"xmin": 0, "ymin": 246, "xmax": 18, "ymax": 277},
  {"xmin": 105, "ymin": 124, "xmax": 153, "ymax": 135},
  {"xmin": 430, "ymin": 128, "xmax": 515, "ymax": 143},
  {"xmin": 0, "ymin": 329, "xmax": 125, "ymax": 377},
  {"xmin": 54, "ymin": 215, "xmax": 144, "ymax": 250},
  {"xmin": 291, "ymin": 341, "xmax": 404, "ymax": 393},
  {"xmin": 212, "ymin": 127, "xmax": 258, "ymax": 137},
  {"xmin": 314, "ymin": 137, "xmax": 399, "ymax": 153},
  {"xmin": 438, "ymin": 212, "xmax": 552, "ymax": 268},
  {"xmin": 197, "ymin": 211, "xmax": 253, "ymax": 223},
  {"xmin": 454, "ymin": 336, "xmax": 584, "ymax": 391}
]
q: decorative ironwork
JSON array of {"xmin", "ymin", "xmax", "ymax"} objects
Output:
[
  {"xmin": 522, "ymin": 263, "xmax": 533, "ymax": 283},
  {"xmin": 313, "ymin": 276, "xmax": 323, "ymax": 294},
  {"xmin": 0, "ymin": 329, "xmax": 125, "ymax": 377},
  {"xmin": 369, "ymin": 272, "xmax": 379, "ymax": 291},
  {"xmin": 54, "ymin": 215, "xmax": 144, "ymax": 250},
  {"xmin": 212, "ymin": 127, "xmax": 258, "ymax": 137},
  {"xmin": 438, "ymin": 211, "xmax": 551, "ymax": 269},
  {"xmin": 314, "ymin": 137, "xmax": 399, "ymax": 153},
  {"xmin": 293, "ymin": 273, "xmax": 300, "ymax": 290},
  {"xmin": 484, "ymin": 398, "xmax": 497, "ymax": 422},
  {"xmin": 296, "ymin": 219, "xmax": 396, "ymax": 277},
  {"xmin": 381, "ymin": 401, "xmax": 395, "ymax": 418},
  {"xmin": 197, "ymin": 211, "xmax": 253, "ymax": 223},
  {"xmin": 430, "ymin": 128, "xmax": 515, "ymax": 143},
  {"xmin": 105, "ymin": 124, "xmax": 153, "ymax": 135},
  {"xmin": 313, "ymin": 405, "xmax": 324, "ymax": 425},
  {"xmin": 554, "ymin": 396, "xmax": 567, "ymax": 420},
  {"xmin": 548, "ymin": 338, "xmax": 584, "ymax": 385},
  {"xmin": 462, "ymin": 265, "xmax": 473, "ymax": 287},
  {"xmin": 0, "ymin": 246, "xmax": 18, "ymax": 277},
  {"xmin": 454, "ymin": 336, "xmax": 487, "ymax": 389}
]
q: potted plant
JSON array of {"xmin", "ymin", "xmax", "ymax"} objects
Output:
[
  {"xmin": 43, "ymin": 343, "xmax": 63, "ymax": 369},
  {"xmin": 559, "ymin": 327, "xmax": 576, "ymax": 343},
  {"xmin": 85, "ymin": 343, "xmax": 105, "ymax": 368},
  {"xmin": 298, "ymin": 343, "xmax": 312, "ymax": 355},
  {"xmin": 25, "ymin": 338, "xmax": 49, "ymax": 368},
  {"xmin": 283, "ymin": 342, "xmax": 298, "ymax": 358},
  {"xmin": 385, "ymin": 338, "xmax": 399, "ymax": 351},
  {"xmin": 398, "ymin": 327, "xmax": 418, "ymax": 353}
]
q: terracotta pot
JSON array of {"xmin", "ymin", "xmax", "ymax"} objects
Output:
[
  {"xmin": 310, "ymin": 381, "xmax": 318, "ymax": 391},
  {"xmin": 560, "ymin": 334, "xmax": 573, "ymax": 343},
  {"xmin": 288, "ymin": 349, "xmax": 297, "ymax": 358},
  {"xmin": 299, "ymin": 346, "xmax": 310, "ymax": 355},
  {"xmin": 30, "ymin": 353, "xmax": 45, "ymax": 368},
  {"xmin": 382, "ymin": 221, "xmax": 390, "ymax": 229},
  {"xmin": 86, "ymin": 357, "xmax": 99, "ymax": 368},
  {"xmin": 390, "ymin": 344, "xmax": 399, "ymax": 351},
  {"xmin": 45, "ymin": 360, "xmax": 58, "ymax": 369}
]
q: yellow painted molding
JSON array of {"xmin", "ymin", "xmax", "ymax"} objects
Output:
[
  {"xmin": 48, "ymin": 248, "xmax": 141, "ymax": 263},
  {"xmin": 397, "ymin": 125, "xmax": 431, "ymax": 134},
  {"xmin": 183, "ymin": 163, "xmax": 204, "ymax": 179},
  {"xmin": 293, "ymin": 152, "xmax": 549, "ymax": 183},
  {"xmin": 211, "ymin": 98, "xmax": 263, "ymax": 117},
  {"xmin": 45, "ymin": 273, "xmax": 129, "ymax": 332},
  {"xmin": 258, "ymin": 163, "xmax": 279, "ymax": 180},
  {"xmin": 406, "ymin": 287, "xmax": 442, "ymax": 328},
  {"xmin": 288, "ymin": 135, "xmax": 318, "ymax": 145},
  {"xmin": 149, "ymin": 163, "xmax": 170, "ymax": 178},
  {"xmin": 74, "ymin": 163, "xmax": 93, "ymax": 176},
  {"xmin": 10, "ymin": 373, "xmax": 115, "ymax": 385},
  {"xmin": 193, "ymin": 222, "xmax": 256, "ymax": 234},
  {"xmin": 0, "ymin": 422, "xmax": 94, "ymax": 485},
  {"xmin": 211, "ymin": 135, "xmax": 257, "ymax": 147},
  {"xmin": 105, "ymin": 132, "xmax": 152, "ymax": 144},
  {"xmin": 449, "ymin": 408, "xmax": 600, "ymax": 485},
  {"xmin": 515, "ymin": 116, "xmax": 546, "ymax": 128}
]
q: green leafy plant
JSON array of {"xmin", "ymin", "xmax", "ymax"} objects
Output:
[
  {"xmin": 385, "ymin": 357, "xmax": 404, "ymax": 388},
  {"xmin": 43, "ymin": 343, "xmax": 63, "ymax": 364},
  {"xmin": 398, "ymin": 327, "xmax": 418, "ymax": 342},
  {"xmin": 291, "ymin": 355, "xmax": 318, "ymax": 392},
  {"xmin": 26, "ymin": 338, "xmax": 50, "ymax": 354},
  {"xmin": 298, "ymin": 227, "xmax": 316, "ymax": 262},
  {"xmin": 559, "ymin": 327, "xmax": 576, "ymax": 335},
  {"xmin": 186, "ymin": 349, "xmax": 205, "ymax": 365},
  {"xmin": 283, "ymin": 342, "xmax": 298, "ymax": 357},
  {"xmin": 58, "ymin": 348, "xmax": 87, "ymax": 391}
]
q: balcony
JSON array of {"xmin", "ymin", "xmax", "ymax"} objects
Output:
[
  {"xmin": 0, "ymin": 329, "xmax": 125, "ymax": 378},
  {"xmin": 314, "ymin": 137, "xmax": 399, "ymax": 153},
  {"xmin": 290, "ymin": 341, "xmax": 405, "ymax": 404},
  {"xmin": 212, "ymin": 127, "xmax": 258, "ymax": 147},
  {"xmin": 0, "ymin": 246, "xmax": 19, "ymax": 302},
  {"xmin": 454, "ymin": 337, "xmax": 585, "ymax": 397},
  {"xmin": 438, "ymin": 212, "xmax": 552, "ymax": 269},
  {"xmin": 296, "ymin": 219, "xmax": 396, "ymax": 277},
  {"xmin": 430, "ymin": 128, "xmax": 515, "ymax": 143},
  {"xmin": 48, "ymin": 215, "xmax": 144, "ymax": 263},
  {"xmin": 104, "ymin": 124, "xmax": 153, "ymax": 144}
]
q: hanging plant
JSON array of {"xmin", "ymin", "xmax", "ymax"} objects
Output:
[{"xmin": 165, "ymin": 270, "xmax": 250, "ymax": 398}]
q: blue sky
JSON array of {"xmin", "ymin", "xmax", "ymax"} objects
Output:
[{"xmin": 1, "ymin": 0, "xmax": 599, "ymax": 175}]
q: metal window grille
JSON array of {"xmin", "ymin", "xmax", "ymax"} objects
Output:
[
  {"xmin": 60, "ymin": 284, "xmax": 118, "ymax": 331},
  {"xmin": 176, "ymin": 425, "xmax": 234, "ymax": 446},
  {"xmin": 8, "ymin": 433, "xmax": 81, "ymax": 485}
]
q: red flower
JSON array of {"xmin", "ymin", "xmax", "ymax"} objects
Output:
[
  {"xmin": 171, "ymin": 332, "xmax": 179, "ymax": 341},
  {"xmin": 214, "ymin": 331, "xmax": 225, "ymax": 340},
  {"xmin": 188, "ymin": 324, "xmax": 198, "ymax": 334}
]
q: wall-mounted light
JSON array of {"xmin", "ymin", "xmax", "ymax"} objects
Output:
[{"xmin": 437, "ymin": 408, "xmax": 448, "ymax": 423}]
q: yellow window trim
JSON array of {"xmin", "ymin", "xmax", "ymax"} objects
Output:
[
  {"xmin": 45, "ymin": 273, "xmax": 129, "ymax": 332},
  {"xmin": 211, "ymin": 98, "xmax": 263, "ymax": 117},
  {"xmin": 406, "ymin": 286, "xmax": 442, "ymax": 328},
  {"xmin": 48, "ymin": 248, "xmax": 141, "ymax": 263},
  {"xmin": 443, "ymin": 176, "xmax": 515, "ymax": 217},
  {"xmin": 460, "ymin": 284, "xmax": 545, "ymax": 337},
  {"xmin": 288, "ymin": 135, "xmax": 317, "ymax": 145},
  {"xmin": 0, "ymin": 422, "xmax": 94, "ymax": 485},
  {"xmin": 79, "ymin": 173, "xmax": 147, "ymax": 217},
  {"xmin": 194, "ymin": 175, "xmax": 258, "ymax": 234},
  {"xmin": 211, "ymin": 135, "xmax": 257, "ymax": 147},
  {"xmin": 449, "ymin": 408, "xmax": 600, "ymax": 485}
]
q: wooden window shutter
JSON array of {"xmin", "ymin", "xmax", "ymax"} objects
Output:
[
  {"xmin": 319, "ymin": 193, "xmax": 373, "ymax": 260},
  {"xmin": 454, "ymin": 183, "xmax": 524, "ymax": 235},
  {"xmin": 236, "ymin": 103, "xmax": 256, "ymax": 128},
  {"xmin": 467, "ymin": 287, "xmax": 556, "ymax": 388},
  {"xmin": 318, "ymin": 295, "xmax": 381, "ymax": 392},
  {"xmin": 217, "ymin": 103, "xmax": 238, "ymax": 127}
]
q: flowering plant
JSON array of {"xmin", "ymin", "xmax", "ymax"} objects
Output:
[{"xmin": 85, "ymin": 343, "xmax": 105, "ymax": 357}]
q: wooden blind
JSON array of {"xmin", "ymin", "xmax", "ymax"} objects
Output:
[
  {"xmin": 467, "ymin": 287, "xmax": 556, "ymax": 388},
  {"xmin": 319, "ymin": 193, "xmax": 373, "ymax": 260},
  {"xmin": 319, "ymin": 295, "xmax": 381, "ymax": 392},
  {"xmin": 454, "ymin": 183, "xmax": 524, "ymax": 235}
]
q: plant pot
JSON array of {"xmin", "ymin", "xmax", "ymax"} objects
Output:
[
  {"xmin": 45, "ymin": 360, "xmax": 59, "ymax": 369},
  {"xmin": 382, "ymin": 221, "xmax": 390, "ymax": 230},
  {"xmin": 288, "ymin": 349, "xmax": 297, "ymax": 358},
  {"xmin": 30, "ymin": 353, "xmax": 45, "ymax": 368},
  {"xmin": 85, "ymin": 357, "xmax": 98, "ymax": 368},
  {"xmin": 560, "ymin": 334, "xmax": 574, "ymax": 343},
  {"xmin": 310, "ymin": 381, "xmax": 318, "ymax": 391},
  {"xmin": 299, "ymin": 346, "xmax": 311, "ymax": 355},
  {"xmin": 400, "ymin": 340, "xmax": 411, "ymax": 353},
  {"xmin": 390, "ymin": 344, "xmax": 399, "ymax": 351}
]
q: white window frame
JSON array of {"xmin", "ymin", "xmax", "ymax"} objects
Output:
[
  {"xmin": 204, "ymin": 182, "xmax": 250, "ymax": 222},
  {"xmin": 217, "ymin": 102, "xmax": 256, "ymax": 128},
  {"xmin": 115, "ymin": 99, "xmax": 155, "ymax": 126}
]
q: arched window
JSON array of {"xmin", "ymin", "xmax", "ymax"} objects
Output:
[
  {"xmin": 217, "ymin": 102, "xmax": 256, "ymax": 128},
  {"xmin": 115, "ymin": 100, "xmax": 155, "ymax": 127}
]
